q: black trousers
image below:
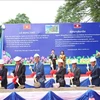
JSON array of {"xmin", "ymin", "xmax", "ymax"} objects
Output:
[
  {"xmin": 52, "ymin": 62, "xmax": 56, "ymax": 70},
  {"xmin": 1, "ymin": 82, "xmax": 7, "ymax": 89},
  {"xmin": 14, "ymin": 83, "xmax": 19, "ymax": 88}
]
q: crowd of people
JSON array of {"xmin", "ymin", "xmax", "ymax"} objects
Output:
[{"xmin": 0, "ymin": 50, "xmax": 100, "ymax": 89}]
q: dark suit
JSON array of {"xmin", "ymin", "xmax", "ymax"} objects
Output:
[
  {"xmin": 13, "ymin": 63, "xmax": 26, "ymax": 88},
  {"xmin": 0, "ymin": 66, "xmax": 8, "ymax": 89},
  {"xmin": 33, "ymin": 61, "xmax": 45, "ymax": 88},
  {"xmin": 71, "ymin": 67, "xmax": 80, "ymax": 86},
  {"xmin": 49, "ymin": 54, "xmax": 57, "ymax": 70},
  {"xmin": 90, "ymin": 65, "xmax": 100, "ymax": 86},
  {"xmin": 56, "ymin": 67, "xmax": 66, "ymax": 87},
  {"xmin": 96, "ymin": 57, "xmax": 100, "ymax": 67}
]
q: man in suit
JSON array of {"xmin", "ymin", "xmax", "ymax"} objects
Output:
[
  {"xmin": 30, "ymin": 54, "xmax": 45, "ymax": 88},
  {"xmin": 12, "ymin": 56, "xmax": 26, "ymax": 88},
  {"xmin": 70, "ymin": 59, "xmax": 81, "ymax": 86},
  {"xmin": 0, "ymin": 59, "xmax": 8, "ymax": 89},
  {"xmin": 49, "ymin": 49, "xmax": 57, "ymax": 70},
  {"xmin": 96, "ymin": 52, "xmax": 100, "ymax": 67},
  {"xmin": 56, "ymin": 59, "xmax": 66, "ymax": 87},
  {"xmin": 89, "ymin": 57, "xmax": 100, "ymax": 86}
]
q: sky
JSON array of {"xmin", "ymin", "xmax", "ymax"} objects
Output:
[{"xmin": 0, "ymin": 0, "xmax": 65, "ymax": 23}]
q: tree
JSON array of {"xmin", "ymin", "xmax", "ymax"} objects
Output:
[
  {"xmin": 87, "ymin": 0, "xmax": 100, "ymax": 22},
  {"xmin": 55, "ymin": 0, "xmax": 100, "ymax": 23},
  {"xmin": 5, "ymin": 13, "xmax": 31, "ymax": 24}
]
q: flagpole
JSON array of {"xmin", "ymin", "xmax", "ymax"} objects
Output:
[{"xmin": 0, "ymin": 23, "xmax": 5, "ymax": 59}]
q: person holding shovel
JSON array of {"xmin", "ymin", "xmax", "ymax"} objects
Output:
[
  {"xmin": 89, "ymin": 57, "xmax": 100, "ymax": 86},
  {"xmin": 0, "ymin": 59, "xmax": 8, "ymax": 89},
  {"xmin": 11, "ymin": 56, "xmax": 26, "ymax": 89},
  {"xmin": 56, "ymin": 59, "xmax": 66, "ymax": 87},
  {"xmin": 29, "ymin": 54, "xmax": 45, "ymax": 88},
  {"xmin": 70, "ymin": 59, "xmax": 81, "ymax": 86}
]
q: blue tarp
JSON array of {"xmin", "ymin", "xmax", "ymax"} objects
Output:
[
  {"xmin": 80, "ymin": 78, "xmax": 90, "ymax": 87},
  {"xmin": 4, "ymin": 92, "xmax": 25, "ymax": 100},
  {"xmin": 41, "ymin": 91, "xmax": 63, "ymax": 100},
  {"xmin": 7, "ymin": 83, "xmax": 34, "ymax": 89},
  {"xmin": 7, "ymin": 83, "xmax": 15, "ymax": 89},
  {"xmin": 65, "ymin": 84, "xmax": 70, "ymax": 87},
  {"xmin": 25, "ymin": 83, "xmax": 34, "ymax": 88},
  {"xmin": 76, "ymin": 89, "xmax": 100, "ymax": 100},
  {"xmin": 7, "ymin": 78, "xmax": 92, "ymax": 89},
  {"xmin": 7, "ymin": 79, "xmax": 70, "ymax": 89},
  {"xmin": 45, "ymin": 79, "xmax": 55, "ymax": 88}
]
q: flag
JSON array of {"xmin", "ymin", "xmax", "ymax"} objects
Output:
[
  {"xmin": 4, "ymin": 92, "xmax": 25, "ymax": 100},
  {"xmin": 23, "ymin": 24, "xmax": 31, "ymax": 30},
  {"xmin": 41, "ymin": 91, "xmax": 63, "ymax": 100},
  {"xmin": 74, "ymin": 23, "xmax": 81, "ymax": 28}
]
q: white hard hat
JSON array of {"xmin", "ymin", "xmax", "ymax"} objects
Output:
[
  {"xmin": 34, "ymin": 53, "xmax": 40, "ymax": 58},
  {"xmin": 0, "ymin": 59, "xmax": 4, "ymax": 64},
  {"xmin": 90, "ymin": 57, "xmax": 96, "ymax": 62},
  {"xmin": 14, "ymin": 56, "xmax": 21, "ymax": 62},
  {"xmin": 71, "ymin": 59, "xmax": 77, "ymax": 64},
  {"xmin": 58, "ymin": 59, "xmax": 63, "ymax": 63}
]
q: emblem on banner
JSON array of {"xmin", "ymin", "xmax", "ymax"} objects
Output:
[
  {"xmin": 74, "ymin": 23, "xmax": 81, "ymax": 28},
  {"xmin": 23, "ymin": 24, "xmax": 31, "ymax": 30},
  {"xmin": 89, "ymin": 98, "xmax": 95, "ymax": 100},
  {"xmin": 45, "ymin": 25, "xmax": 59, "ymax": 34}
]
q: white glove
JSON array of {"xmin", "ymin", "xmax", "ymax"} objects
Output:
[
  {"xmin": 89, "ymin": 77, "xmax": 92, "ymax": 80},
  {"xmin": 29, "ymin": 66, "xmax": 32, "ymax": 70},
  {"xmin": 10, "ymin": 73, "xmax": 14, "ymax": 77}
]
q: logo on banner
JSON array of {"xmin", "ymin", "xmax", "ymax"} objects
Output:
[
  {"xmin": 89, "ymin": 98, "xmax": 95, "ymax": 100},
  {"xmin": 74, "ymin": 23, "xmax": 81, "ymax": 28},
  {"xmin": 23, "ymin": 24, "xmax": 31, "ymax": 30},
  {"xmin": 45, "ymin": 25, "xmax": 59, "ymax": 34}
]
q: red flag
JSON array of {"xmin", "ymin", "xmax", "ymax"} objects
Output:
[
  {"xmin": 74, "ymin": 23, "xmax": 81, "ymax": 28},
  {"xmin": 23, "ymin": 24, "xmax": 31, "ymax": 30}
]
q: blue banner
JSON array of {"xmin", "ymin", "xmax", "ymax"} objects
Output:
[
  {"xmin": 3, "ymin": 23, "xmax": 100, "ymax": 64},
  {"xmin": 0, "ymin": 27, "xmax": 3, "ymax": 59}
]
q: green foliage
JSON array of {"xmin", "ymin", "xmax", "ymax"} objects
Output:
[
  {"xmin": 87, "ymin": 0, "xmax": 100, "ymax": 22},
  {"xmin": 5, "ymin": 13, "xmax": 31, "ymax": 24},
  {"xmin": 55, "ymin": 0, "xmax": 100, "ymax": 22}
]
